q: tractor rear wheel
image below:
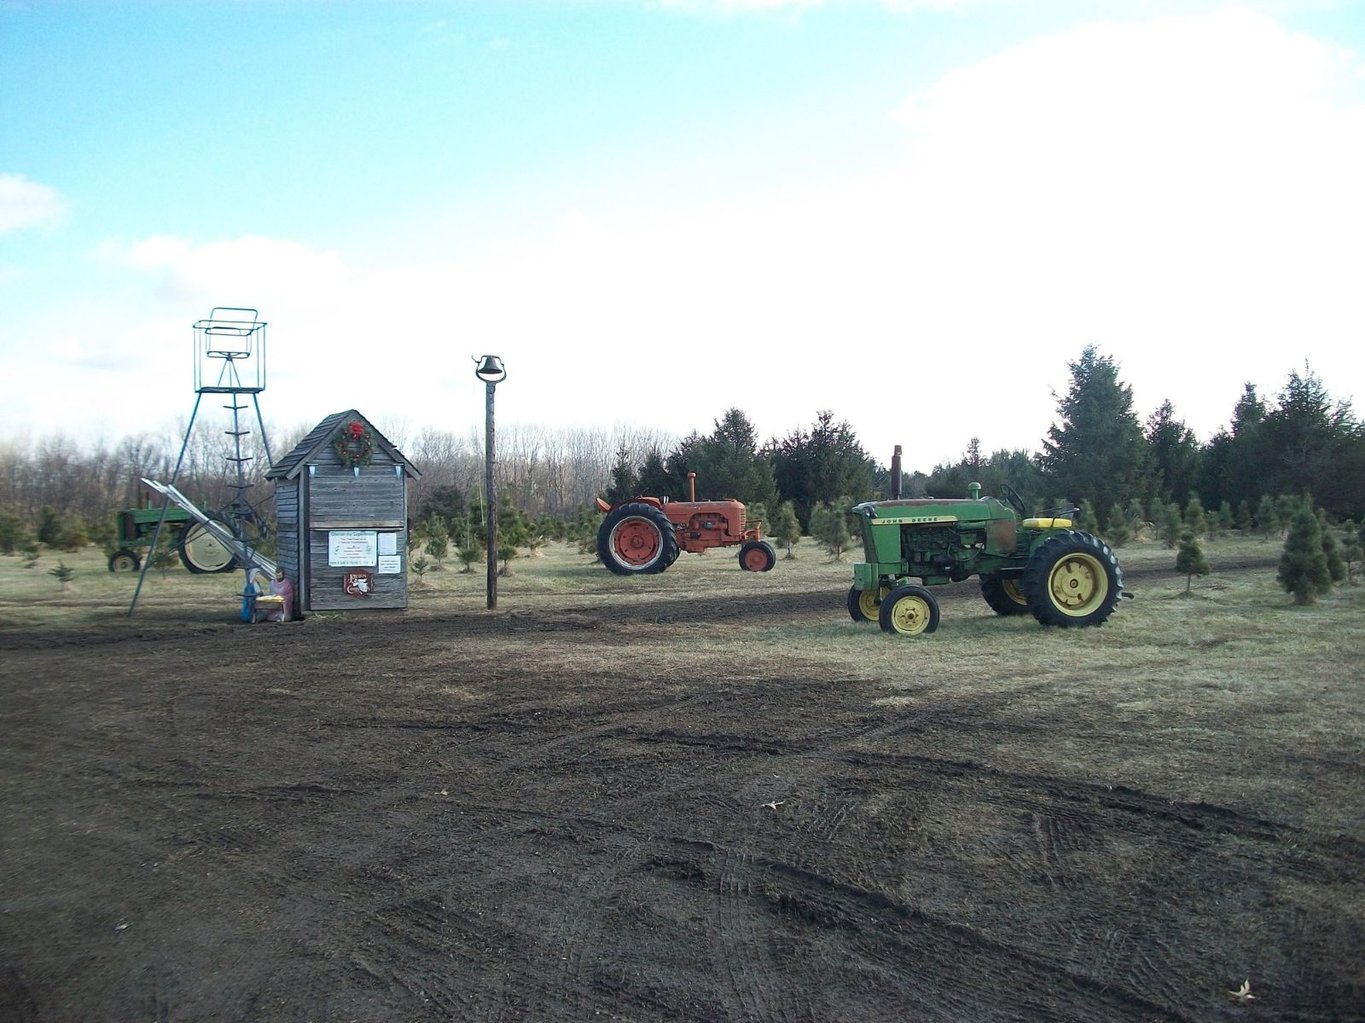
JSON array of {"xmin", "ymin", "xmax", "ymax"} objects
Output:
[
  {"xmin": 597, "ymin": 503, "xmax": 679, "ymax": 575},
  {"xmin": 846, "ymin": 584, "xmax": 887, "ymax": 623},
  {"xmin": 1022, "ymin": 531, "xmax": 1122, "ymax": 627},
  {"xmin": 738, "ymin": 540, "xmax": 777, "ymax": 572},
  {"xmin": 878, "ymin": 584, "xmax": 941, "ymax": 636},
  {"xmin": 178, "ymin": 518, "xmax": 238, "ymax": 574},
  {"xmin": 108, "ymin": 548, "xmax": 141, "ymax": 573},
  {"xmin": 980, "ymin": 574, "xmax": 1030, "ymax": 615}
]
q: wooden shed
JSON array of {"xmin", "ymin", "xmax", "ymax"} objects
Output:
[{"xmin": 265, "ymin": 410, "xmax": 421, "ymax": 612}]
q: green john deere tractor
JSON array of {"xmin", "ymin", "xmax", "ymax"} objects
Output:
[{"xmin": 847, "ymin": 482, "xmax": 1126, "ymax": 636}]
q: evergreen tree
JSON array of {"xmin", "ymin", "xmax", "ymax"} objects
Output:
[
  {"xmin": 769, "ymin": 501, "xmax": 802, "ymax": 559},
  {"xmin": 1209, "ymin": 382, "xmax": 1268, "ymax": 511},
  {"xmin": 49, "ymin": 560, "xmax": 75, "ymax": 591},
  {"xmin": 1340, "ymin": 524, "xmax": 1362, "ymax": 584},
  {"xmin": 1161, "ymin": 502, "xmax": 1183, "ymax": 549},
  {"xmin": 1235, "ymin": 500, "xmax": 1253, "ymax": 533},
  {"xmin": 1039, "ymin": 346, "xmax": 1152, "ymax": 520},
  {"xmin": 924, "ymin": 444, "xmax": 1045, "ymax": 506},
  {"xmin": 1275, "ymin": 494, "xmax": 1299, "ymax": 535},
  {"xmin": 771, "ymin": 412, "xmax": 875, "ymax": 530},
  {"xmin": 457, "ymin": 543, "xmax": 482, "ymax": 573},
  {"xmin": 1183, "ymin": 494, "xmax": 1208, "ymax": 538},
  {"xmin": 809, "ymin": 501, "xmax": 852, "ymax": 561},
  {"xmin": 416, "ymin": 483, "xmax": 466, "ymax": 533},
  {"xmin": 36, "ymin": 507, "xmax": 62, "ymax": 547},
  {"xmin": 0, "ymin": 505, "xmax": 28, "ymax": 555},
  {"xmin": 1255, "ymin": 494, "xmax": 1279, "ymax": 541},
  {"xmin": 1175, "ymin": 528, "xmax": 1210, "ymax": 594},
  {"xmin": 687, "ymin": 409, "xmax": 779, "ymax": 510},
  {"xmin": 1319, "ymin": 510, "xmax": 1346, "ymax": 583},
  {"xmin": 745, "ymin": 502, "xmax": 768, "ymax": 536},
  {"xmin": 636, "ymin": 447, "xmax": 672, "ymax": 499},
  {"xmin": 150, "ymin": 531, "xmax": 178, "ymax": 576},
  {"xmin": 1104, "ymin": 503, "xmax": 1130, "ymax": 546},
  {"xmin": 423, "ymin": 515, "xmax": 450, "ymax": 568},
  {"xmin": 1260, "ymin": 366, "xmax": 1361, "ymax": 519},
  {"xmin": 1145, "ymin": 399, "xmax": 1201, "ymax": 503},
  {"xmin": 1277, "ymin": 504, "xmax": 1332, "ymax": 605},
  {"xmin": 1076, "ymin": 498, "xmax": 1097, "ymax": 532},
  {"xmin": 1146, "ymin": 495, "xmax": 1167, "ymax": 532},
  {"xmin": 1217, "ymin": 501, "xmax": 1234, "ymax": 536},
  {"xmin": 602, "ymin": 445, "xmax": 640, "ymax": 504},
  {"xmin": 1125, "ymin": 498, "xmax": 1147, "ymax": 540}
]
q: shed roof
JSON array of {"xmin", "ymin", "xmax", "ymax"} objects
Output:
[{"xmin": 265, "ymin": 409, "xmax": 421, "ymax": 481}]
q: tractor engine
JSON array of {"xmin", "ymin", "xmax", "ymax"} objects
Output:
[{"xmin": 898, "ymin": 523, "xmax": 985, "ymax": 582}]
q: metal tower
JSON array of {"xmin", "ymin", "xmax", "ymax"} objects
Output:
[{"xmin": 129, "ymin": 307, "xmax": 276, "ymax": 614}]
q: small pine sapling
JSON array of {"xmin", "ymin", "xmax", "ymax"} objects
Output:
[
  {"xmin": 1174, "ymin": 528, "xmax": 1210, "ymax": 594},
  {"xmin": 809, "ymin": 502, "xmax": 851, "ymax": 561},
  {"xmin": 457, "ymin": 543, "xmax": 482, "ymax": 573},
  {"xmin": 1104, "ymin": 503, "xmax": 1130, "ymax": 547},
  {"xmin": 1319, "ymin": 510, "xmax": 1346, "ymax": 583},
  {"xmin": 1277, "ymin": 505, "xmax": 1331, "ymax": 605},
  {"xmin": 1340, "ymin": 524, "xmax": 1362, "ymax": 585},
  {"xmin": 1161, "ymin": 503, "xmax": 1183, "ymax": 549},
  {"xmin": 1184, "ymin": 494, "xmax": 1208, "ymax": 539},
  {"xmin": 769, "ymin": 501, "xmax": 802, "ymax": 559},
  {"xmin": 49, "ymin": 560, "xmax": 75, "ymax": 591},
  {"xmin": 1256, "ymin": 495, "xmax": 1279, "ymax": 541}
]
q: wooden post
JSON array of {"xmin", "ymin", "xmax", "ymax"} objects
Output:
[{"xmin": 484, "ymin": 378, "xmax": 497, "ymax": 610}]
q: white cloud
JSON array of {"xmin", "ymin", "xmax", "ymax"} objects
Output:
[
  {"xmin": 874, "ymin": 7, "xmax": 1365, "ymax": 451},
  {"xmin": 0, "ymin": 173, "xmax": 67, "ymax": 233},
  {"xmin": 5, "ymin": 7, "xmax": 1363, "ymax": 467}
]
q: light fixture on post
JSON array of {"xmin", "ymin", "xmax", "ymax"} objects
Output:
[{"xmin": 474, "ymin": 355, "xmax": 506, "ymax": 610}]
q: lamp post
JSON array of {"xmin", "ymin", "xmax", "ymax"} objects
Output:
[{"xmin": 474, "ymin": 355, "xmax": 506, "ymax": 610}]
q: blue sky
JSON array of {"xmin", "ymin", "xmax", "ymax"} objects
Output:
[{"xmin": 3, "ymin": 0, "xmax": 1363, "ymax": 469}]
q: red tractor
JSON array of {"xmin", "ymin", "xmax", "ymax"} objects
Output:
[{"xmin": 595, "ymin": 472, "xmax": 777, "ymax": 575}]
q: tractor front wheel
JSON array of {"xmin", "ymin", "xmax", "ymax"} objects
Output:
[
  {"xmin": 878, "ymin": 584, "xmax": 941, "ymax": 636},
  {"xmin": 597, "ymin": 503, "xmax": 679, "ymax": 575},
  {"xmin": 738, "ymin": 539, "xmax": 777, "ymax": 572},
  {"xmin": 1022, "ymin": 531, "xmax": 1123, "ymax": 627},
  {"xmin": 980, "ymin": 574, "xmax": 1030, "ymax": 615},
  {"xmin": 108, "ymin": 548, "xmax": 141, "ymax": 573},
  {"xmin": 847, "ymin": 584, "xmax": 886, "ymax": 623}
]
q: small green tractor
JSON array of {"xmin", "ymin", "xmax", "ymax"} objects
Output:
[{"xmin": 847, "ymin": 482, "xmax": 1126, "ymax": 636}]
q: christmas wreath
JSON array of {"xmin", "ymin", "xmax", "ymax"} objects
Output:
[{"xmin": 334, "ymin": 420, "xmax": 375, "ymax": 469}]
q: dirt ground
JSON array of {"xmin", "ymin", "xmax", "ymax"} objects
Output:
[{"xmin": 1, "ymin": 558, "xmax": 1361, "ymax": 1023}]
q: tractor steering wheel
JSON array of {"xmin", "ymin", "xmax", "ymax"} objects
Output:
[{"xmin": 1001, "ymin": 483, "xmax": 1027, "ymax": 519}]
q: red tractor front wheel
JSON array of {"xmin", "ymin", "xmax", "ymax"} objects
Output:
[{"xmin": 737, "ymin": 539, "xmax": 777, "ymax": 572}]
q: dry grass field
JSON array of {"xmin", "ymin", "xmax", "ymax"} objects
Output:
[{"xmin": 1, "ymin": 535, "xmax": 1361, "ymax": 1021}]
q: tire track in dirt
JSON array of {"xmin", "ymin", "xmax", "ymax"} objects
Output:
[{"xmin": 567, "ymin": 705, "xmax": 1358, "ymax": 1020}]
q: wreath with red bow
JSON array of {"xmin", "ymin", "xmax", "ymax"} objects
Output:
[{"xmin": 334, "ymin": 420, "xmax": 375, "ymax": 469}]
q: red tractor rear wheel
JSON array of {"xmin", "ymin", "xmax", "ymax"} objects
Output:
[{"xmin": 597, "ymin": 503, "xmax": 679, "ymax": 575}]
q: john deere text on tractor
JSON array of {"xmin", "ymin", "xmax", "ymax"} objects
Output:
[
  {"xmin": 595, "ymin": 472, "xmax": 776, "ymax": 575},
  {"xmin": 847, "ymin": 482, "xmax": 1125, "ymax": 636}
]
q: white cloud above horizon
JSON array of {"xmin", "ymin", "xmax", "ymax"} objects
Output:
[
  {"xmin": 4, "ymin": 5, "xmax": 1362, "ymax": 468},
  {"xmin": 0, "ymin": 173, "xmax": 67, "ymax": 234}
]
